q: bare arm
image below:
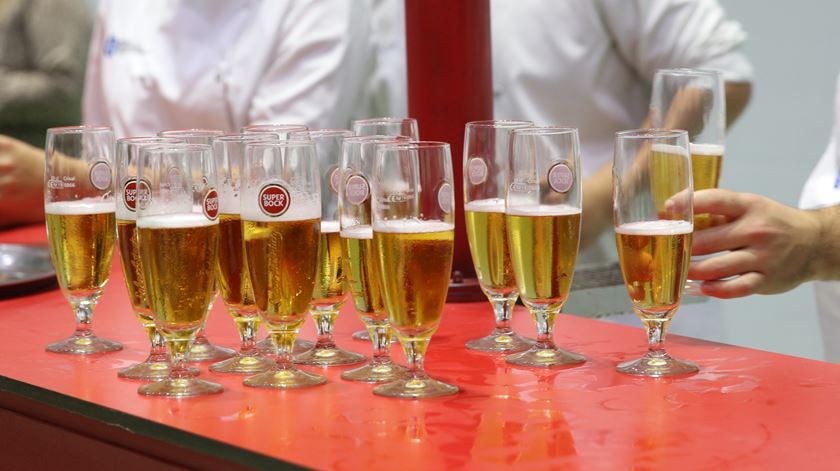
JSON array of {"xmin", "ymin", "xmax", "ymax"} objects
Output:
[
  {"xmin": 725, "ymin": 81, "xmax": 752, "ymax": 128},
  {"xmin": 0, "ymin": 135, "xmax": 44, "ymax": 227}
]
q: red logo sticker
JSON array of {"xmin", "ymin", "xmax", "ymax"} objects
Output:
[
  {"xmin": 203, "ymin": 188, "xmax": 220, "ymax": 220},
  {"xmin": 123, "ymin": 178, "xmax": 151, "ymax": 212},
  {"xmin": 345, "ymin": 174, "xmax": 369, "ymax": 205},
  {"xmin": 467, "ymin": 157, "xmax": 488, "ymax": 185},
  {"xmin": 259, "ymin": 183, "xmax": 290, "ymax": 217},
  {"xmin": 437, "ymin": 182, "xmax": 453, "ymax": 214},
  {"xmin": 548, "ymin": 162, "xmax": 574, "ymax": 193},
  {"xmin": 89, "ymin": 161, "xmax": 112, "ymax": 191},
  {"xmin": 329, "ymin": 167, "xmax": 341, "ymax": 194}
]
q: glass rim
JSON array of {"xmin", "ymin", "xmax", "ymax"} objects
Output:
[
  {"xmin": 352, "ymin": 117, "xmax": 416, "ymax": 125},
  {"xmin": 655, "ymin": 67, "xmax": 722, "ymax": 78},
  {"xmin": 511, "ymin": 125, "xmax": 578, "ymax": 136},
  {"xmin": 212, "ymin": 133, "xmax": 276, "ymax": 143},
  {"xmin": 289, "ymin": 129, "xmax": 353, "ymax": 139},
  {"xmin": 465, "ymin": 119, "xmax": 533, "ymax": 128},
  {"xmin": 118, "ymin": 136, "xmax": 184, "ymax": 145},
  {"xmin": 47, "ymin": 125, "xmax": 112, "ymax": 135},
  {"xmin": 245, "ymin": 139, "xmax": 314, "ymax": 150},
  {"xmin": 344, "ymin": 134, "xmax": 412, "ymax": 145},
  {"xmin": 616, "ymin": 128, "xmax": 688, "ymax": 140},
  {"xmin": 242, "ymin": 123, "xmax": 308, "ymax": 132},
  {"xmin": 159, "ymin": 128, "xmax": 225, "ymax": 137},
  {"xmin": 387, "ymin": 140, "xmax": 450, "ymax": 151},
  {"xmin": 139, "ymin": 142, "xmax": 212, "ymax": 154}
]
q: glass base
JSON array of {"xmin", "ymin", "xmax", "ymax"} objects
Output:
[
  {"xmin": 118, "ymin": 358, "xmax": 199, "ymax": 381},
  {"xmin": 617, "ymin": 353, "xmax": 699, "ymax": 377},
  {"xmin": 505, "ymin": 345, "xmax": 586, "ymax": 368},
  {"xmin": 352, "ymin": 329, "xmax": 397, "ymax": 343},
  {"xmin": 187, "ymin": 339, "xmax": 236, "ymax": 362},
  {"xmin": 257, "ymin": 337, "xmax": 314, "ymax": 355},
  {"xmin": 208, "ymin": 354, "xmax": 275, "ymax": 374},
  {"xmin": 137, "ymin": 377, "xmax": 223, "ymax": 397},
  {"xmin": 294, "ymin": 345, "xmax": 366, "ymax": 366},
  {"xmin": 341, "ymin": 360, "xmax": 407, "ymax": 383},
  {"xmin": 465, "ymin": 330, "xmax": 534, "ymax": 353},
  {"xmin": 46, "ymin": 333, "xmax": 123, "ymax": 355},
  {"xmin": 243, "ymin": 367, "xmax": 326, "ymax": 389},
  {"xmin": 373, "ymin": 376, "xmax": 459, "ymax": 398}
]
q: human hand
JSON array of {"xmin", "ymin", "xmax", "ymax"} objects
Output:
[
  {"xmin": 687, "ymin": 189, "xmax": 821, "ymax": 298},
  {"xmin": 0, "ymin": 134, "xmax": 45, "ymax": 227}
]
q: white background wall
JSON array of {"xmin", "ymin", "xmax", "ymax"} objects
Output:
[{"xmin": 692, "ymin": 1, "xmax": 840, "ymax": 360}]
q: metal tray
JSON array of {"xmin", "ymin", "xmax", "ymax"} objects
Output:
[{"xmin": 0, "ymin": 244, "xmax": 56, "ymax": 297}]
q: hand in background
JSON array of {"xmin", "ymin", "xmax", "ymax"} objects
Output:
[{"xmin": 0, "ymin": 135, "xmax": 44, "ymax": 228}]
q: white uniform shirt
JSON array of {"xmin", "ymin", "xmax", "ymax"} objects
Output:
[
  {"xmin": 83, "ymin": 0, "xmax": 373, "ymax": 137},
  {"xmin": 800, "ymin": 73, "xmax": 840, "ymax": 362}
]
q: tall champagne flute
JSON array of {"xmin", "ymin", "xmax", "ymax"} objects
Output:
[
  {"xmin": 371, "ymin": 141, "xmax": 458, "ymax": 398},
  {"xmin": 241, "ymin": 140, "xmax": 326, "ymax": 389},
  {"xmin": 116, "ymin": 136, "xmax": 201, "ymax": 379},
  {"xmin": 207, "ymin": 134, "xmax": 278, "ymax": 374},
  {"xmin": 288, "ymin": 130, "xmax": 366, "ymax": 366},
  {"xmin": 338, "ymin": 135, "xmax": 410, "ymax": 383},
  {"xmin": 242, "ymin": 123, "xmax": 308, "ymax": 140},
  {"xmin": 463, "ymin": 120, "xmax": 534, "ymax": 352},
  {"xmin": 505, "ymin": 127, "xmax": 586, "ymax": 368},
  {"xmin": 44, "ymin": 126, "xmax": 122, "ymax": 354},
  {"xmin": 613, "ymin": 129, "xmax": 698, "ymax": 377},
  {"xmin": 650, "ymin": 69, "xmax": 724, "ymax": 294},
  {"xmin": 136, "ymin": 143, "xmax": 223, "ymax": 396},
  {"xmin": 157, "ymin": 128, "xmax": 235, "ymax": 362},
  {"xmin": 352, "ymin": 117, "xmax": 418, "ymax": 139}
]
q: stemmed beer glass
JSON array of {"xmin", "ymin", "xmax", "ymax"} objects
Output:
[
  {"xmin": 505, "ymin": 127, "xmax": 585, "ymax": 368},
  {"xmin": 44, "ymin": 126, "xmax": 122, "ymax": 354},
  {"xmin": 352, "ymin": 117, "xmax": 418, "ymax": 140},
  {"xmin": 463, "ymin": 120, "xmax": 534, "ymax": 352},
  {"xmin": 613, "ymin": 129, "xmax": 698, "ymax": 377},
  {"xmin": 371, "ymin": 141, "xmax": 458, "ymax": 398},
  {"xmin": 136, "ymin": 143, "xmax": 223, "ymax": 396}
]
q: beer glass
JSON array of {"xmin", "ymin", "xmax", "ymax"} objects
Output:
[
  {"xmin": 44, "ymin": 126, "xmax": 122, "ymax": 354},
  {"xmin": 136, "ymin": 143, "xmax": 223, "ymax": 396},
  {"xmin": 352, "ymin": 117, "xmax": 418, "ymax": 140},
  {"xmin": 371, "ymin": 141, "xmax": 458, "ymax": 398},
  {"xmin": 242, "ymin": 123, "xmax": 308, "ymax": 140},
  {"xmin": 157, "ymin": 128, "xmax": 234, "ymax": 362},
  {"xmin": 241, "ymin": 140, "xmax": 326, "ymax": 389},
  {"xmin": 505, "ymin": 127, "xmax": 585, "ymax": 368},
  {"xmin": 651, "ymin": 69, "xmax": 724, "ymax": 293},
  {"xmin": 463, "ymin": 120, "xmax": 534, "ymax": 352},
  {"xmin": 116, "ymin": 136, "xmax": 200, "ymax": 379},
  {"xmin": 207, "ymin": 134, "xmax": 278, "ymax": 374},
  {"xmin": 338, "ymin": 135, "xmax": 410, "ymax": 383},
  {"xmin": 287, "ymin": 130, "xmax": 366, "ymax": 366},
  {"xmin": 613, "ymin": 129, "xmax": 698, "ymax": 377}
]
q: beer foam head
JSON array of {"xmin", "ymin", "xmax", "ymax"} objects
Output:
[
  {"xmin": 615, "ymin": 219, "xmax": 693, "ymax": 235},
  {"xmin": 505, "ymin": 204, "xmax": 581, "ymax": 217},
  {"xmin": 340, "ymin": 225, "xmax": 373, "ymax": 239},
  {"xmin": 465, "ymin": 198, "xmax": 505, "ymax": 213},
  {"xmin": 690, "ymin": 143, "xmax": 725, "ymax": 156},
  {"xmin": 218, "ymin": 185, "xmax": 240, "ymax": 214},
  {"xmin": 651, "ymin": 143, "xmax": 689, "ymax": 157},
  {"xmin": 320, "ymin": 220, "xmax": 340, "ymax": 233},
  {"xmin": 45, "ymin": 199, "xmax": 115, "ymax": 215},
  {"xmin": 137, "ymin": 213, "xmax": 218, "ymax": 229},
  {"xmin": 373, "ymin": 219, "xmax": 454, "ymax": 233},
  {"xmin": 242, "ymin": 197, "xmax": 320, "ymax": 222}
]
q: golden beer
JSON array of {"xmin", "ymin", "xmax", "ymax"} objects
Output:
[
  {"xmin": 374, "ymin": 222, "xmax": 454, "ymax": 341},
  {"xmin": 690, "ymin": 143, "xmax": 724, "ymax": 230},
  {"xmin": 117, "ymin": 218, "xmax": 155, "ymax": 336},
  {"xmin": 45, "ymin": 201, "xmax": 116, "ymax": 299},
  {"xmin": 465, "ymin": 198, "xmax": 517, "ymax": 295},
  {"xmin": 243, "ymin": 217, "xmax": 319, "ymax": 327},
  {"xmin": 506, "ymin": 208, "xmax": 581, "ymax": 310},
  {"xmin": 216, "ymin": 213, "xmax": 255, "ymax": 310},
  {"xmin": 138, "ymin": 214, "xmax": 219, "ymax": 336},
  {"xmin": 649, "ymin": 144, "xmax": 690, "ymax": 218},
  {"xmin": 312, "ymin": 221, "xmax": 346, "ymax": 307},
  {"xmin": 615, "ymin": 220, "xmax": 692, "ymax": 318},
  {"xmin": 341, "ymin": 225, "xmax": 386, "ymax": 323}
]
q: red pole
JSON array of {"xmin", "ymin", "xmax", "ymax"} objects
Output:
[{"xmin": 405, "ymin": 0, "xmax": 492, "ymax": 302}]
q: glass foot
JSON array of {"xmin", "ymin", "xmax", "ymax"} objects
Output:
[
  {"xmin": 617, "ymin": 352, "xmax": 699, "ymax": 377},
  {"xmin": 465, "ymin": 330, "xmax": 534, "ymax": 353},
  {"xmin": 505, "ymin": 345, "xmax": 586, "ymax": 368},
  {"xmin": 137, "ymin": 377, "xmax": 223, "ymax": 397},
  {"xmin": 187, "ymin": 339, "xmax": 236, "ymax": 362},
  {"xmin": 47, "ymin": 333, "xmax": 123, "ymax": 355},
  {"xmin": 243, "ymin": 367, "xmax": 326, "ymax": 389},
  {"xmin": 373, "ymin": 376, "xmax": 459, "ymax": 398},
  {"xmin": 257, "ymin": 337, "xmax": 314, "ymax": 355},
  {"xmin": 294, "ymin": 345, "xmax": 366, "ymax": 366},
  {"xmin": 341, "ymin": 360, "xmax": 407, "ymax": 383},
  {"xmin": 118, "ymin": 358, "xmax": 199, "ymax": 381},
  {"xmin": 209, "ymin": 354, "xmax": 275, "ymax": 374}
]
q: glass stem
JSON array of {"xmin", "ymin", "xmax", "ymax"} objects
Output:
[
  {"xmin": 194, "ymin": 328, "xmax": 208, "ymax": 345},
  {"xmin": 490, "ymin": 296, "xmax": 517, "ymax": 333},
  {"xmin": 532, "ymin": 308, "xmax": 558, "ymax": 350},
  {"xmin": 311, "ymin": 308, "xmax": 338, "ymax": 349},
  {"xmin": 367, "ymin": 322, "xmax": 392, "ymax": 363},
  {"xmin": 72, "ymin": 299, "xmax": 95, "ymax": 337},
  {"xmin": 643, "ymin": 317, "xmax": 670, "ymax": 357},
  {"xmin": 148, "ymin": 326, "xmax": 169, "ymax": 362},
  {"xmin": 403, "ymin": 338, "xmax": 430, "ymax": 380},
  {"xmin": 270, "ymin": 329, "xmax": 298, "ymax": 370},
  {"xmin": 238, "ymin": 317, "xmax": 260, "ymax": 356},
  {"xmin": 166, "ymin": 334, "xmax": 194, "ymax": 379}
]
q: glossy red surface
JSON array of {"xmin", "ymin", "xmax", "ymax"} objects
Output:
[{"xmin": 2, "ymin": 224, "xmax": 840, "ymax": 470}]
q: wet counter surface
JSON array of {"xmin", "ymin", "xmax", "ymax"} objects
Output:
[{"xmin": 1, "ymin": 224, "xmax": 838, "ymax": 470}]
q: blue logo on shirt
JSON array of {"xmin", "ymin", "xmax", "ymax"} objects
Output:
[{"xmin": 103, "ymin": 35, "xmax": 144, "ymax": 57}]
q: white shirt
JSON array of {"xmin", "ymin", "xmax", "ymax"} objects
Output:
[{"xmin": 83, "ymin": 0, "xmax": 373, "ymax": 137}]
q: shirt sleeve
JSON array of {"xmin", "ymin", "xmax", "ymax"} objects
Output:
[
  {"xmin": 596, "ymin": 0, "xmax": 754, "ymax": 83},
  {"xmin": 82, "ymin": 1, "xmax": 108, "ymax": 127},
  {"xmin": 248, "ymin": 0, "xmax": 374, "ymax": 129},
  {"xmin": 800, "ymin": 73, "xmax": 840, "ymax": 209}
]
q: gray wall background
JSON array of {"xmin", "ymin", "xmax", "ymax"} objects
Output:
[{"xmin": 691, "ymin": 1, "xmax": 840, "ymax": 360}]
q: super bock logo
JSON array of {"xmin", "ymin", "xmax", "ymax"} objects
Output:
[
  {"xmin": 203, "ymin": 188, "xmax": 219, "ymax": 220},
  {"xmin": 123, "ymin": 178, "xmax": 151, "ymax": 212},
  {"xmin": 259, "ymin": 183, "xmax": 291, "ymax": 217}
]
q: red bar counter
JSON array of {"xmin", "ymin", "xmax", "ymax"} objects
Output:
[{"xmin": 2, "ymin": 223, "xmax": 839, "ymax": 470}]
